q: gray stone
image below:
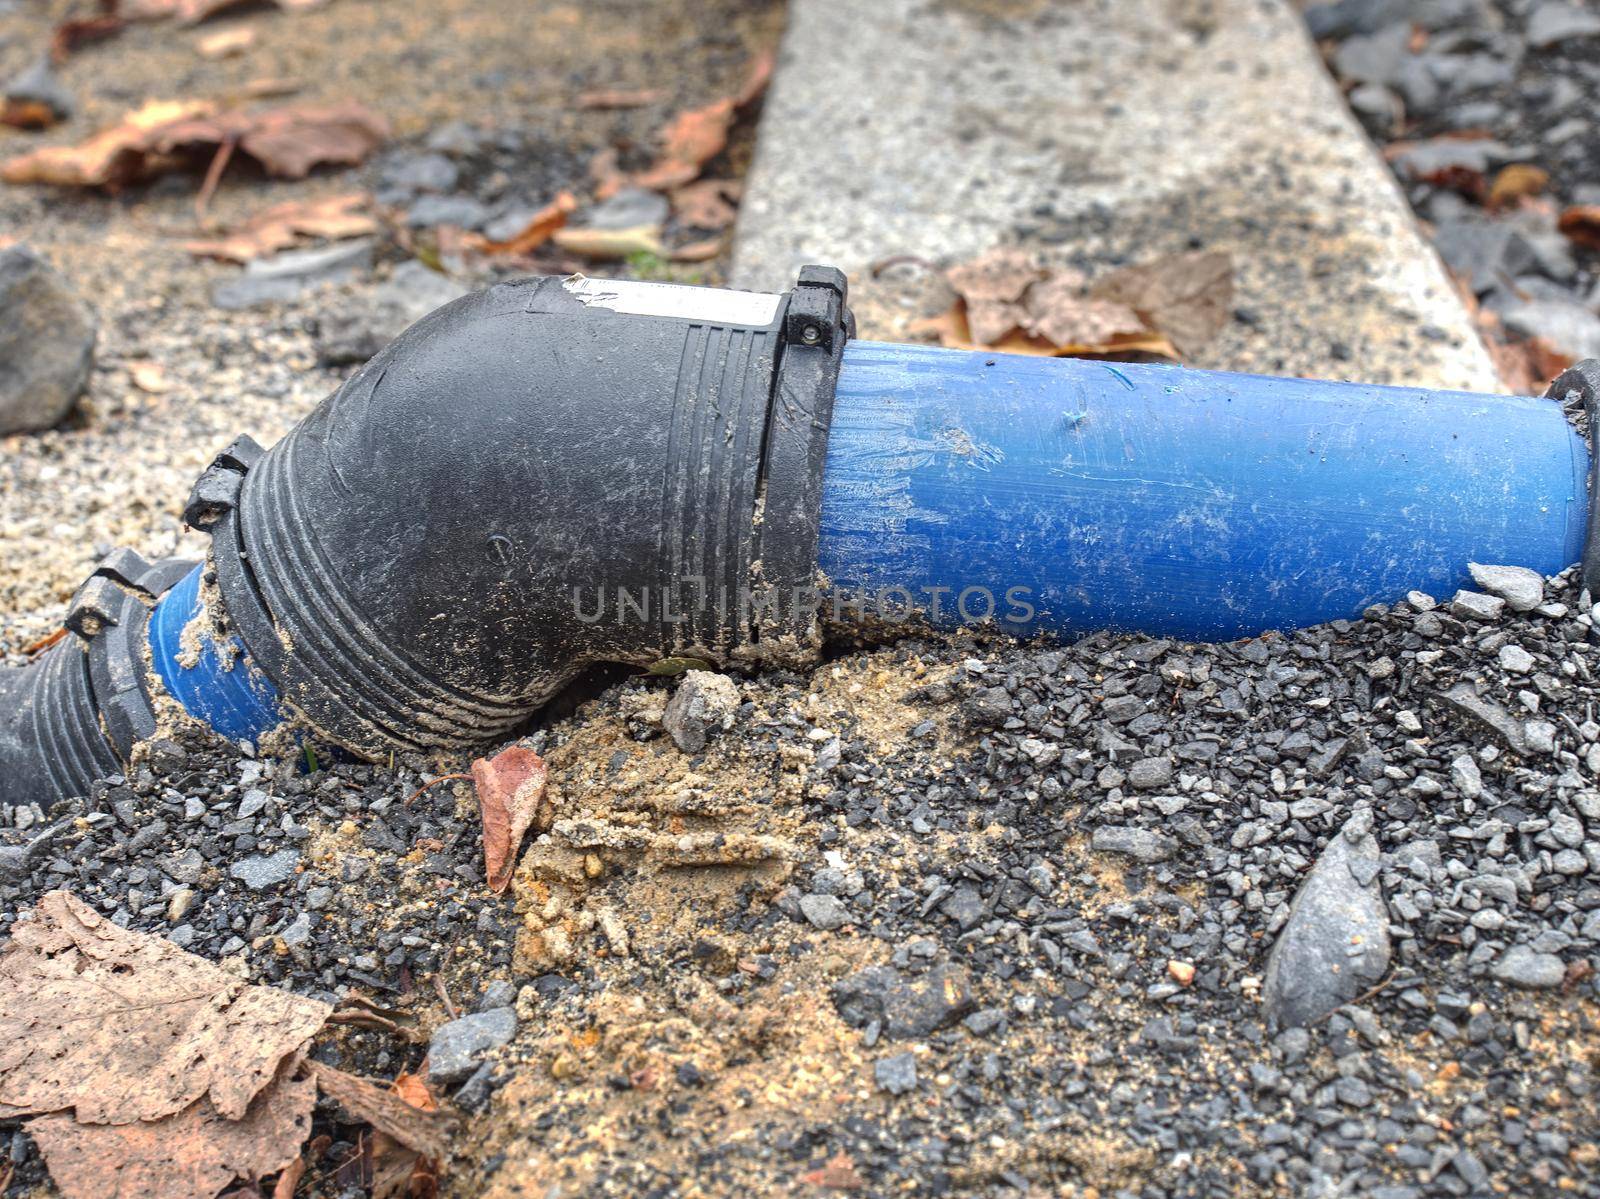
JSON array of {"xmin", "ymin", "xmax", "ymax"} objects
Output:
[
  {"xmin": 1450, "ymin": 590, "xmax": 1505, "ymax": 622},
  {"xmin": 1263, "ymin": 814, "xmax": 1391, "ymax": 1029},
  {"xmin": 1433, "ymin": 219, "xmax": 1537, "ymax": 296},
  {"xmin": 1491, "ymin": 945, "xmax": 1565, "ymax": 990},
  {"xmin": 318, "ymin": 261, "xmax": 469, "ymax": 365},
  {"xmin": 380, "ymin": 152, "xmax": 459, "ymax": 195},
  {"xmin": 427, "ymin": 1006, "xmax": 517, "ymax": 1085},
  {"xmin": 732, "ymin": 0, "xmax": 1497, "ymax": 392},
  {"xmin": 405, "ymin": 194, "xmax": 491, "ymax": 230},
  {"xmin": 1333, "ymin": 23, "xmax": 1411, "ymax": 87},
  {"xmin": 1498, "ymin": 644, "xmax": 1535, "ymax": 674},
  {"xmin": 477, "ymin": 979, "xmax": 519, "ymax": 1011},
  {"xmin": 1439, "ymin": 685, "xmax": 1529, "ymax": 753},
  {"xmin": 584, "ymin": 187, "xmax": 669, "ymax": 231},
  {"xmin": 799, "ymin": 893, "xmax": 849, "ymax": 931},
  {"xmin": 1127, "ymin": 757, "xmax": 1174, "ymax": 790},
  {"xmin": 229, "ymin": 849, "xmax": 300, "ymax": 891},
  {"xmin": 0, "ymin": 245, "xmax": 96, "ymax": 435},
  {"xmin": 1450, "ymin": 754, "xmax": 1483, "ymax": 799},
  {"xmin": 831, "ymin": 962, "xmax": 975, "ymax": 1040},
  {"xmin": 874, "ymin": 1051, "xmax": 918, "ymax": 1095},
  {"xmin": 1091, "ymin": 825, "xmax": 1178, "ymax": 863},
  {"xmin": 5, "ymin": 57, "xmax": 73, "ymax": 121},
  {"xmin": 279, "ymin": 912, "xmax": 313, "ymax": 948},
  {"xmin": 1472, "ymin": 566, "xmax": 1548, "ymax": 611},
  {"xmin": 661, "ymin": 670, "xmax": 740, "ymax": 753},
  {"xmin": 212, "ymin": 239, "xmax": 374, "ymax": 310},
  {"xmin": 1527, "ymin": 2, "xmax": 1600, "ymax": 48},
  {"xmin": 1495, "ymin": 299, "xmax": 1600, "ymax": 364}
]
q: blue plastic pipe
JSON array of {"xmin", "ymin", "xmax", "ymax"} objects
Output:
[
  {"xmin": 147, "ymin": 563, "xmax": 282, "ymax": 744},
  {"xmin": 817, "ymin": 341, "xmax": 1587, "ymax": 641}
]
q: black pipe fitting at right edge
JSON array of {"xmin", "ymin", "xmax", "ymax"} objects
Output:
[{"xmin": 191, "ymin": 267, "xmax": 853, "ymax": 757}]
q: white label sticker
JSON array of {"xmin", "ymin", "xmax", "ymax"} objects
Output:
[{"xmin": 562, "ymin": 275, "xmax": 782, "ymax": 327}]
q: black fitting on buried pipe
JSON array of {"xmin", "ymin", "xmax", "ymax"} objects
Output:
[
  {"xmin": 0, "ymin": 550, "xmax": 193, "ymax": 808},
  {"xmin": 1, "ymin": 267, "xmax": 852, "ymax": 803}
]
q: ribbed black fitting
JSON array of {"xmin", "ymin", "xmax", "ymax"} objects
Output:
[
  {"xmin": 203, "ymin": 269, "xmax": 852, "ymax": 756},
  {"xmin": 0, "ymin": 551, "xmax": 191, "ymax": 808}
]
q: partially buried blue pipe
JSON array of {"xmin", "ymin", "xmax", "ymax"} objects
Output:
[
  {"xmin": 145, "ymin": 340, "xmax": 1589, "ymax": 737},
  {"xmin": 147, "ymin": 563, "xmax": 282, "ymax": 744},
  {"xmin": 817, "ymin": 341, "xmax": 1588, "ymax": 642}
]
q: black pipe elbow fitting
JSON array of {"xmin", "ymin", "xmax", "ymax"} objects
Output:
[
  {"xmin": 0, "ymin": 551, "xmax": 193, "ymax": 808},
  {"xmin": 188, "ymin": 266, "xmax": 853, "ymax": 756},
  {"xmin": 2, "ymin": 267, "xmax": 850, "ymax": 803}
]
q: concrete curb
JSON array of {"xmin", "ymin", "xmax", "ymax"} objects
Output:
[{"xmin": 731, "ymin": 0, "xmax": 1499, "ymax": 391}]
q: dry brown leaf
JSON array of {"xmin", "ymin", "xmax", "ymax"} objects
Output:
[
  {"xmin": 914, "ymin": 300, "xmax": 1176, "ymax": 359},
  {"xmin": 1089, "ymin": 250, "xmax": 1233, "ymax": 357},
  {"xmin": 471, "ymin": 191, "xmax": 576, "ymax": 256},
  {"xmin": 944, "ymin": 248, "xmax": 1047, "ymax": 343},
  {"xmin": 270, "ymin": 1149, "xmax": 308, "ymax": 1199},
  {"xmin": 1, "ymin": 99, "xmax": 385, "ymax": 190},
  {"xmin": 128, "ymin": 360, "xmax": 173, "ymax": 393},
  {"xmin": 1, "ymin": 98, "xmax": 213, "ymax": 188},
  {"xmin": 575, "ymin": 88, "xmax": 666, "ymax": 110},
  {"xmin": 149, "ymin": 101, "xmax": 388, "ymax": 180},
  {"xmin": 183, "ymin": 192, "xmax": 375, "ymax": 262},
  {"xmin": 51, "ymin": 15, "xmax": 127, "ymax": 62},
  {"xmin": 370, "ymin": 1074, "xmax": 439, "ymax": 1199},
  {"xmin": 552, "ymin": 224, "xmax": 663, "ymax": 261},
  {"xmin": 670, "ymin": 236, "xmax": 724, "ymax": 262},
  {"xmin": 0, "ymin": 891, "xmax": 330, "ymax": 1124},
  {"xmin": 588, "ymin": 145, "xmax": 627, "ymax": 201},
  {"xmin": 196, "ymin": 26, "xmax": 257, "ymax": 58},
  {"xmin": 1487, "ymin": 163, "xmax": 1548, "ymax": 211},
  {"xmin": 671, "ymin": 178, "xmax": 741, "ymax": 230},
  {"xmin": 307, "ymin": 1062, "xmax": 452, "ymax": 1162},
  {"xmin": 1487, "ymin": 331, "xmax": 1572, "ymax": 396},
  {"xmin": 1021, "ymin": 276, "xmax": 1159, "ymax": 351},
  {"xmin": 631, "ymin": 53, "xmax": 772, "ymax": 192},
  {"xmin": 27, "ymin": 1070, "xmax": 315, "ymax": 1199},
  {"xmin": 799, "ymin": 1151, "xmax": 865, "ymax": 1190},
  {"xmin": 1558, "ymin": 205, "xmax": 1600, "ymax": 251},
  {"xmin": 0, "ymin": 100, "xmax": 60, "ymax": 131},
  {"xmin": 472, "ymin": 744, "xmax": 549, "ymax": 893}
]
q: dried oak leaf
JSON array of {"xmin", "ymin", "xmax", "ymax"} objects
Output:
[
  {"xmin": 1022, "ymin": 275, "xmax": 1161, "ymax": 353},
  {"xmin": 799, "ymin": 1151, "xmax": 865, "ymax": 1189},
  {"xmin": 51, "ymin": 15, "xmax": 127, "ymax": 62},
  {"xmin": 1, "ymin": 99, "xmax": 384, "ymax": 190},
  {"xmin": 1487, "ymin": 163, "xmax": 1548, "ymax": 211},
  {"xmin": 471, "ymin": 191, "xmax": 576, "ymax": 256},
  {"xmin": 307, "ymin": 1061, "xmax": 453, "ymax": 1162},
  {"xmin": 472, "ymin": 744, "xmax": 549, "ymax": 893},
  {"xmin": 1558, "ymin": 205, "xmax": 1600, "ymax": 251},
  {"xmin": 1, "ymin": 98, "xmax": 214, "ymax": 188},
  {"xmin": 370, "ymin": 1073, "xmax": 440, "ymax": 1199},
  {"xmin": 1089, "ymin": 250, "xmax": 1234, "ymax": 358},
  {"xmin": 671, "ymin": 178, "xmax": 741, "ymax": 231},
  {"xmin": 149, "ymin": 101, "xmax": 388, "ymax": 180},
  {"xmin": 631, "ymin": 52, "xmax": 772, "ymax": 192},
  {"xmin": 0, "ymin": 891, "xmax": 331, "ymax": 1124},
  {"xmin": 27, "ymin": 1070, "xmax": 315, "ymax": 1199},
  {"xmin": 944, "ymin": 248, "xmax": 1046, "ymax": 344},
  {"xmin": 183, "ymin": 192, "xmax": 375, "ymax": 262}
]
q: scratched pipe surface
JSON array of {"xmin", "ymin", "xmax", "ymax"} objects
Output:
[{"xmin": 817, "ymin": 341, "xmax": 1589, "ymax": 642}]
